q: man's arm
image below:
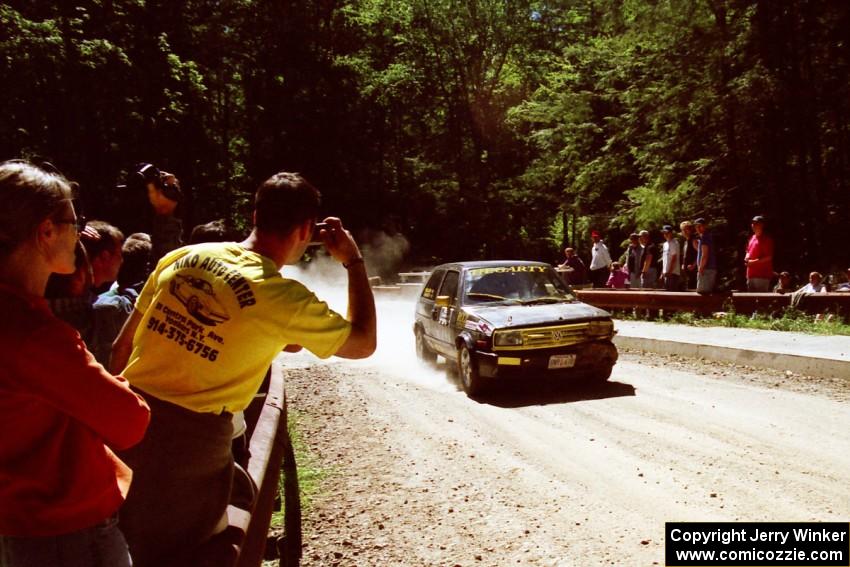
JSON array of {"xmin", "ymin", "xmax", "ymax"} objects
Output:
[
  {"xmin": 110, "ymin": 309, "xmax": 143, "ymax": 373},
  {"xmin": 334, "ymin": 260, "xmax": 377, "ymax": 359},
  {"xmin": 319, "ymin": 217, "xmax": 377, "ymax": 359}
]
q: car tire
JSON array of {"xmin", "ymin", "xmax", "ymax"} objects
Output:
[
  {"xmin": 588, "ymin": 364, "xmax": 613, "ymax": 383},
  {"xmin": 458, "ymin": 345, "xmax": 484, "ymax": 397},
  {"xmin": 415, "ymin": 327, "xmax": 437, "ymax": 364}
]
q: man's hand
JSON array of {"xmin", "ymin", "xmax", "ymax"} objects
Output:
[{"xmin": 318, "ymin": 217, "xmax": 363, "ymax": 266}]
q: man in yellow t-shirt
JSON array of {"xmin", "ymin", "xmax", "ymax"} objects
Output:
[{"xmin": 110, "ymin": 172, "xmax": 376, "ymax": 567}]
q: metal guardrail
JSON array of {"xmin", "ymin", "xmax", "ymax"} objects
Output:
[
  {"xmin": 575, "ymin": 289, "xmax": 850, "ymax": 317},
  {"xmin": 194, "ymin": 363, "xmax": 290, "ymax": 567}
]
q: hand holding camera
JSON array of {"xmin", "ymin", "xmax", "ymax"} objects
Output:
[{"xmin": 312, "ymin": 217, "xmax": 363, "ymax": 268}]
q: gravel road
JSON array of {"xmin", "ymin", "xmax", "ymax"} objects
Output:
[{"xmin": 280, "ymin": 305, "xmax": 850, "ymax": 567}]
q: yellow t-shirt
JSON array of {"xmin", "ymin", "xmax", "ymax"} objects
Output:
[{"xmin": 123, "ymin": 242, "xmax": 351, "ymax": 413}]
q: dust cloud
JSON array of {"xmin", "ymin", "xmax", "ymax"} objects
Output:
[{"xmin": 280, "ymin": 238, "xmax": 455, "ymax": 393}]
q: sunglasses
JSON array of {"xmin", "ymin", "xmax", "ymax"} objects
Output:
[{"xmin": 55, "ymin": 214, "xmax": 87, "ymax": 233}]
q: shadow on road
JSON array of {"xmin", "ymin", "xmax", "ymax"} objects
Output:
[{"xmin": 473, "ymin": 380, "xmax": 636, "ymax": 408}]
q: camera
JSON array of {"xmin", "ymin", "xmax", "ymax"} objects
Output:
[{"xmin": 310, "ymin": 222, "xmax": 329, "ymax": 246}]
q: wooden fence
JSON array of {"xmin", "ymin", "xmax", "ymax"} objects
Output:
[{"xmin": 575, "ymin": 289, "xmax": 850, "ymax": 318}]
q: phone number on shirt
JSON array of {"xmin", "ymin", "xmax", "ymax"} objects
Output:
[{"xmin": 146, "ymin": 316, "xmax": 220, "ymax": 361}]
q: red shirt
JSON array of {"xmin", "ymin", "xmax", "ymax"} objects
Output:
[
  {"xmin": 746, "ymin": 234, "xmax": 774, "ymax": 279},
  {"xmin": 0, "ymin": 283, "xmax": 150, "ymax": 536}
]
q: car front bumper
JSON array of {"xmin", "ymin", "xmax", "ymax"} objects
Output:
[{"xmin": 475, "ymin": 340, "xmax": 618, "ymax": 379}]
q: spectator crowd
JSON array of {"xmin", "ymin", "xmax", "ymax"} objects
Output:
[
  {"xmin": 0, "ymin": 160, "xmax": 377, "ymax": 567},
  {"xmin": 556, "ymin": 216, "xmax": 850, "ymax": 296}
]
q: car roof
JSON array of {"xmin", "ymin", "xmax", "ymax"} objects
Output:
[{"xmin": 432, "ymin": 260, "xmax": 551, "ymax": 271}]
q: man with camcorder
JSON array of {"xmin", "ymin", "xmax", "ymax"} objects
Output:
[{"xmin": 135, "ymin": 163, "xmax": 184, "ymax": 261}]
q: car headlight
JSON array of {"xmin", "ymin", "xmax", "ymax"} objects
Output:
[
  {"xmin": 494, "ymin": 330, "xmax": 523, "ymax": 346},
  {"xmin": 587, "ymin": 320, "xmax": 614, "ymax": 336}
]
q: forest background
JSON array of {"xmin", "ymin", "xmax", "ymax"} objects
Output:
[{"xmin": 2, "ymin": 0, "xmax": 849, "ymax": 288}]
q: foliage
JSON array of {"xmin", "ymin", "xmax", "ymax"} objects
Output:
[{"xmin": 2, "ymin": 0, "xmax": 850, "ymax": 279}]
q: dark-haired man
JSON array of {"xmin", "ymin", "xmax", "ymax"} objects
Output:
[
  {"xmin": 110, "ymin": 171, "xmax": 376, "ymax": 566},
  {"xmin": 89, "ymin": 235, "xmax": 153, "ymax": 365},
  {"xmin": 82, "ymin": 220, "xmax": 125, "ymax": 293}
]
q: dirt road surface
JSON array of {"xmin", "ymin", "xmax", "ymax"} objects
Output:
[{"xmin": 280, "ymin": 304, "xmax": 850, "ymax": 567}]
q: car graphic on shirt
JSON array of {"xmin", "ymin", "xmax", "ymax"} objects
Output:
[{"xmin": 169, "ymin": 274, "xmax": 230, "ymax": 326}]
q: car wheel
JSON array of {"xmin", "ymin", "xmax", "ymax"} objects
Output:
[
  {"xmin": 588, "ymin": 364, "xmax": 613, "ymax": 383},
  {"xmin": 457, "ymin": 345, "xmax": 484, "ymax": 397},
  {"xmin": 415, "ymin": 327, "xmax": 437, "ymax": 364}
]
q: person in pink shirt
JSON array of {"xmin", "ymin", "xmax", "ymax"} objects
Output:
[
  {"xmin": 0, "ymin": 160, "xmax": 150, "ymax": 567},
  {"xmin": 606, "ymin": 262, "xmax": 629, "ymax": 288},
  {"xmin": 745, "ymin": 215, "xmax": 774, "ymax": 291}
]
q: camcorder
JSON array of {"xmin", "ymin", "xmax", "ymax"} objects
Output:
[{"xmin": 122, "ymin": 163, "xmax": 182, "ymax": 202}]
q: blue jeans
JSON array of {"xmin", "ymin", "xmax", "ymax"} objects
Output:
[{"xmin": 0, "ymin": 515, "xmax": 131, "ymax": 567}]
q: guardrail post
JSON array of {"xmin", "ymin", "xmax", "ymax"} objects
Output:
[{"xmin": 278, "ymin": 395, "xmax": 302, "ymax": 567}]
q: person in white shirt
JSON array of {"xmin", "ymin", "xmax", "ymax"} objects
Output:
[
  {"xmin": 589, "ymin": 231, "xmax": 612, "ymax": 288},
  {"xmin": 660, "ymin": 225, "xmax": 681, "ymax": 291},
  {"xmin": 796, "ymin": 271, "xmax": 828, "ymax": 294}
]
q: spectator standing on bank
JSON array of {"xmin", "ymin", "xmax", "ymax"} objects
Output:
[
  {"xmin": 660, "ymin": 225, "xmax": 681, "ymax": 291},
  {"xmin": 638, "ymin": 230, "xmax": 657, "ymax": 288},
  {"xmin": 556, "ymin": 247, "xmax": 587, "ymax": 285},
  {"xmin": 606, "ymin": 262, "xmax": 628, "ymax": 288},
  {"xmin": 744, "ymin": 215, "xmax": 774, "ymax": 292},
  {"xmin": 625, "ymin": 233, "xmax": 641, "ymax": 289},
  {"xmin": 110, "ymin": 171, "xmax": 376, "ymax": 566},
  {"xmin": 695, "ymin": 218, "xmax": 717, "ymax": 293},
  {"xmin": 679, "ymin": 220, "xmax": 698, "ymax": 290},
  {"xmin": 589, "ymin": 231, "xmax": 612, "ymax": 288},
  {"xmin": 0, "ymin": 160, "xmax": 149, "ymax": 567}
]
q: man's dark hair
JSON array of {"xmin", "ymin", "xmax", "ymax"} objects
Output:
[
  {"xmin": 189, "ymin": 219, "xmax": 234, "ymax": 244},
  {"xmin": 254, "ymin": 172, "xmax": 321, "ymax": 236},
  {"xmin": 82, "ymin": 220, "xmax": 124, "ymax": 259},
  {"xmin": 118, "ymin": 236, "xmax": 153, "ymax": 288}
]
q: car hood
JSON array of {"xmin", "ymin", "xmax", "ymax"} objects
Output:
[{"xmin": 465, "ymin": 301, "xmax": 611, "ymax": 329}]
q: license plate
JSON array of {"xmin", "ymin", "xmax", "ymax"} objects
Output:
[{"xmin": 548, "ymin": 354, "xmax": 576, "ymax": 369}]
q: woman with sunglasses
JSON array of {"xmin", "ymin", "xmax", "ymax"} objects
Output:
[{"xmin": 0, "ymin": 160, "xmax": 150, "ymax": 567}]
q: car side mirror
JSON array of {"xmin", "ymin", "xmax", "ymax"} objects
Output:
[{"xmin": 435, "ymin": 295, "xmax": 451, "ymax": 308}]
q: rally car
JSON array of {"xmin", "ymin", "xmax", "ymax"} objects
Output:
[{"xmin": 413, "ymin": 261, "xmax": 618, "ymax": 397}]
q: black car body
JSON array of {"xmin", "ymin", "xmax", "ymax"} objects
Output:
[{"xmin": 413, "ymin": 261, "xmax": 618, "ymax": 396}]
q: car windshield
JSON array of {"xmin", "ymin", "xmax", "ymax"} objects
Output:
[{"xmin": 463, "ymin": 266, "xmax": 576, "ymax": 305}]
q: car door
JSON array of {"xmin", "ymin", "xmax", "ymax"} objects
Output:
[
  {"xmin": 433, "ymin": 269, "xmax": 461, "ymax": 357},
  {"xmin": 417, "ymin": 268, "xmax": 446, "ymax": 352}
]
